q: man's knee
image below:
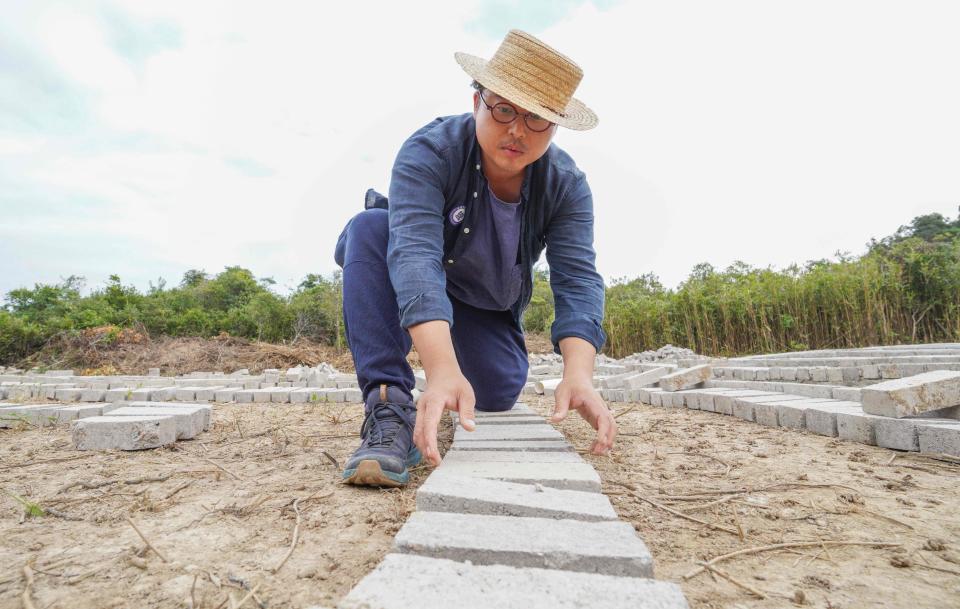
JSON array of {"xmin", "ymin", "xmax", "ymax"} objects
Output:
[
  {"xmin": 475, "ymin": 365, "xmax": 528, "ymax": 412},
  {"xmin": 335, "ymin": 208, "xmax": 389, "ymax": 267}
]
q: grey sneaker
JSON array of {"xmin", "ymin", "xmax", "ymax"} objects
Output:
[{"xmin": 342, "ymin": 384, "xmax": 420, "ymax": 487}]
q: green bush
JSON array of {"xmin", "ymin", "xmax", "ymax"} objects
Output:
[{"xmin": 1, "ymin": 209, "xmax": 958, "ymax": 363}]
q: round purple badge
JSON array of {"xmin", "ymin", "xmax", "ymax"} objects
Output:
[{"xmin": 448, "ymin": 205, "xmax": 466, "ymax": 225}]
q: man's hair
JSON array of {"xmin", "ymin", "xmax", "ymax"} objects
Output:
[{"xmin": 470, "ymin": 80, "xmax": 486, "ymax": 94}]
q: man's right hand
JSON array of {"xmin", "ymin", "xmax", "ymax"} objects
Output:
[
  {"xmin": 413, "ymin": 368, "xmax": 476, "ymax": 466},
  {"xmin": 408, "ymin": 319, "xmax": 476, "ymax": 467}
]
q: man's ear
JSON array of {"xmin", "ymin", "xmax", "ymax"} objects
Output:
[{"xmin": 472, "ymin": 91, "xmax": 480, "ymax": 117}]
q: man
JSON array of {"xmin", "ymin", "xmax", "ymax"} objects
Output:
[{"xmin": 334, "ymin": 29, "xmax": 616, "ymax": 487}]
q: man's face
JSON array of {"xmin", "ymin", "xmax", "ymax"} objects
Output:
[{"xmin": 473, "ymin": 88, "xmax": 557, "ymax": 179}]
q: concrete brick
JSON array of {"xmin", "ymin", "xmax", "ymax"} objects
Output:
[
  {"xmin": 339, "ymin": 554, "xmax": 688, "ymax": 609},
  {"xmin": 450, "ymin": 440, "xmax": 574, "ymax": 452},
  {"xmin": 453, "ymin": 415, "xmax": 546, "ymax": 426},
  {"xmin": 826, "ymin": 368, "xmax": 844, "ymax": 383},
  {"xmin": 325, "ymin": 388, "xmax": 349, "ymax": 402},
  {"xmin": 752, "ymin": 402, "xmax": 781, "ymax": 427},
  {"xmin": 731, "ymin": 395, "xmax": 808, "ymax": 422},
  {"xmin": 149, "ymin": 387, "xmax": 177, "ymax": 401},
  {"xmin": 0, "ymin": 405, "xmax": 62, "ymax": 428},
  {"xmin": 194, "ymin": 386, "xmax": 223, "ymax": 401},
  {"xmin": 862, "ymin": 371, "xmax": 960, "ymax": 418},
  {"xmin": 840, "ymin": 367, "xmax": 861, "ymax": 383},
  {"xmin": 344, "ymin": 388, "xmax": 363, "ymax": 402},
  {"xmin": 54, "ymin": 388, "xmax": 82, "ymax": 402},
  {"xmin": 72, "ymin": 415, "xmax": 177, "ymax": 450},
  {"xmin": 879, "ymin": 364, "xmax": 901, "ymax": 379},
  {"xmin": 623, "ymin": 367, "xmax": 670, "ymax": 389},
  {"xmin": 713, "ymin": 391, "xmax": 782, "ymax": 416},
  {"xmin": 54, "ymin": 404, "xmax": 108, "ymax": 422},
  {"xmin": 454, "ymin": 424, "xmax": 563, "ymax": 442},
  {"xmin": 213, "ymin": 387, "xmax": 241, "ymax": 402},
  {"xmin": 442, "ymin": 450, "xmax": 583, "ymax": 464},
  {"xmin": 174, "ymin": 387, "xmax": 201, "ymax": 401},
  {"xmin": 270, "ymin": 388, "xmax": 292, "ymax": 403},
  {"xmin": 832, "ymin": 387, "xmax": 862, "ymax": 402},
  {"xmin": 433, "ymin": 460, "xmax": 601, "ymax": 492},
  {"xmin": 79, "ymin": 389, "xmax": 106, "ymax": 402},
  {"xmin": 129, "ymin": 388, "xmax": 152, "ymax": 401},
  {"xmin": 251, "ymin": 388, "xmax": 275, "ymax": 403},
  {"xmin": 394, "ymin": 512, "xmax": 654, "ymax": 577},
  {"xmin": 234, "ymin": 389, "xmax": 255, "ymax": 403},
  {"xmin": 658, "ymin": 365, "xmax": 712, "ymax": 392},
  {"xmin": 917, "ymin": 422, "xmax": 960, "ymax": 456},
  {"xmin": 777, "ymin": 402, "xmax": 809, "ymax": 429},
  {"xmin": 104, "ymin": 388, "xmax": 134, "ymax": 402},
  {"xmin": 125, "ymin": 401, "xmax": 212, "ymax": 430},
  {"xmin": 804, "ymin": 402, "xmax": 868, "ymax": 437},
  {"xmin": 875, "ymin": 417, "xmax": 959, "ymax": 451},
  {"xmin": 836, "ymin": 411, "xmax": 888, "ymax": 445},
  {"xmin": 290, "ymin": 388, "xmax": 327, "ymax": 403},
  {"xmin": 417, "ymin": 475, "xmax": 617, "ymax": 521},
  {"xmin": 108, "ymin": 406, "xmax": 205, "ymax": 439}
]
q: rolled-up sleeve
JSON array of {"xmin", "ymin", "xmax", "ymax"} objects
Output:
[
  {"xmin": 544, "ymin": 174, "xmax": 607, "ymax": 354},
  {"xmin": 387, "ymin": 134, "xmax": 454, "ymax": 330}
]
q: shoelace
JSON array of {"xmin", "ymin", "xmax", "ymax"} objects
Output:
[{"xmin": 362, "ymin": 401, "xmax": 414, "ymax": 448}]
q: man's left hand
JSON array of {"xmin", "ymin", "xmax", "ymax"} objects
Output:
[{"xmin": 550, "ymin": 379, "xmax": 616, "ymax": 455}]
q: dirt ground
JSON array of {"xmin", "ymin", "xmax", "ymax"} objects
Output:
[
  {"xmin": 3, "ymin": 394, "xmax": 958, "ymax": 609},
  {"xmin": 533, "ymin": 396, "xmax": 960, "ymax": 609},
  {"xmin": 0, "ymin": 403, "xmax": 451, "ymax": 609},
  {"xmin": 14, "ymin": 330, "xmax": 557, "ymax": 378}
]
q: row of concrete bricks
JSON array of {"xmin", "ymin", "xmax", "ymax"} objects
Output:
[
  {"xmin": 635, "ymin": 387, "xmax": 960, "ymax": 456},
  {"xmin": 0, "ymin": 376, "xmax": 337, "ymax": 390},
  {"xmin": 334, "ymin": 404, "xmax": 689, "ymax": 608},
  {"xmin": 722, "ymin": 356, "xmax": 960, "ymax": 369},
  {"xmin": 711, "ymin": 363, "xmax": 944, "ymax": 383},
  {"xmin": 0, "ymin": 385, "xmax": 364, "ymax": 404},
  {"xmin": 0, "ymin": 379, "xmax": 361, "ymax": 401}
]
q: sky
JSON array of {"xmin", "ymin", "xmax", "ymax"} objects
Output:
[{"xmin": 2, "ymin": 0, "xmax": 959, "ymax": 298}]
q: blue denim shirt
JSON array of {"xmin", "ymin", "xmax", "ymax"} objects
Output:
[{"xmin": 385, "ymin": 112, "xmax": 606, "ymax": 354}]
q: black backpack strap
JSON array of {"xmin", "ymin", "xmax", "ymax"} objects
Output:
[{"xmin": 365, "ymin": 188, "xmax": 389, "ymax": 210}]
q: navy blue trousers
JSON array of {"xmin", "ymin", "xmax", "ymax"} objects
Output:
[{"xmin": 334, "ymin": 208, "xmax": 528, "ymax": 412}]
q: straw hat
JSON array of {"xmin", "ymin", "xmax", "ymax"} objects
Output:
[{"xmin": 455, "ymin": 29, "xmax": 598, "ymax": 131}]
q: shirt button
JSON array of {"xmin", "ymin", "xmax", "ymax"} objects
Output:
[
  {"xmin": 473, "ymin": 191, "xmax": 478, "ymax": 198},
  {"xmin": 447, "ymin": 259, "xmax": 454, "ymax": 264},
  {"xmin": 475, "ymin": 164, "xmax": 480, "ymax": 170},
  {"xmin": 463, "ymin": 227, "xmax": 470, "ymax": 234}
]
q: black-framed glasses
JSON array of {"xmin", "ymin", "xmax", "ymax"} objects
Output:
[{"xmin": 478, "ymin": 90, "xmax": 553, "ymax": 133}]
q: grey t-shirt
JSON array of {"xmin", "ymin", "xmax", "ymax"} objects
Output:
[{"xmin": 445, "ymin": 183, "xmax": 523, "ymax": 311}]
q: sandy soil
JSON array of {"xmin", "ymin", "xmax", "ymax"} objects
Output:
[
  {"xmin": 4, "ymin": 393, "xmax": 958, "ymax": 609},
  {"xmin": 0, "ymin": 403, "xmax": 451, "ymax": 609},
  {"xmin": 534, "ymin": 396, "xmax": 960, "ymax": 609}
]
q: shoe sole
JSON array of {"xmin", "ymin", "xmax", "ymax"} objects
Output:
[{"xmin": 343, "ymin": 460, "xmax": 407, "ymax": 487}]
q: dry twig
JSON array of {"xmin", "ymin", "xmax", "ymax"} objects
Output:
[
  {"xmin": 21, "ymin": 565, "xmax": 37, "ymax": 609},
  {"xmin": 610, "ymin": 481, "xmax": 739, "ymax": 536},
  {"xmin": 125, "ymin": 516, "xmax": 169, "ymax": 563},
  {"xmin": 697, "ymin": 561, "xmax": 766, "ymax": 598},
  {"xmin": 271, "ymin": 498, "xmax": 303, "ymax": 574},
  {"xmin": 684, "ymin": 540, "xmax": 902, "ymax": 580},
  {"xmin": 203, "ymin": 457, "xmax": 244, "ymax": 481}
]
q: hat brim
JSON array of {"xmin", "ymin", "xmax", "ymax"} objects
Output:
[{"xmin": 455, "ymin": 52, "xmax": 598, "ymax": 131}]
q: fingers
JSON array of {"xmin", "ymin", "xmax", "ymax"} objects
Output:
[
  {"xmin": 591, "ymin": 407, "xmax": 617, "ymax": 456},
  {"xmin": 550, "ymin": 383, "xmax": 571, "ymax": 423},
  {"xmin": 457, "ymin": 388, "xmax": 477, "ymax": 432},
  {"xmin": 414, "ymin": 395, "xmax": 444, "ymax": 466}
]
